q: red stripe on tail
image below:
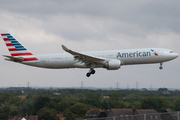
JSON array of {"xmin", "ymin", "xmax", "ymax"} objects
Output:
[
  {"xmin": 6, "ymin": 43, "xmax": 14, "ymax": 46},
  {"xmin": 8, "ymin": 48, "xmax": 18, "ymax": 51},
  {"xmin": 1, "ymin": 34, "xmax": 6, "ymax": 36},
  {"xmin": 3, "ymin": 38, "xmax": 10, "ymax": 41},
  {"xmin": 11, "ymin": 53, "xmax": 33, "ymax": 56}
]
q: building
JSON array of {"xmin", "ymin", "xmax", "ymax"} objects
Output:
[
  {"xmin": 160, "ymin": 109, "xmax": 177, "ymax": 120},
  {"xmin": 8, "ymin": 114, "xmax": 66, "ymax": 120},
  {"xmin": 53, "ymin": 93, "xmax": 61, "ymax": 95},
  {"xmin": 106, "ymin": 109, "xmax": 134, "ymax": 120},
  {"xmin": 85, "ymin": 108, "xmax": 110, "ymax": 119},
  {"xmin": 103, "ymin": 96, "xmax": 110, "ymax": 99},
  {"xmin": 86, "ymin": 109, "xmax": 102, "ymax": 118},
  {"xmin": 134, "ymin": 109, "xmax": 162, "ymax": 120},
  {"xmin": 9, "ymin": 115, "xmax": 38, "ymax": 120}
]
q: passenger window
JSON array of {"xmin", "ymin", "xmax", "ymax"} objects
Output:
[{"xmin": 170, "ymin": 51, "xmax": 174, "ymax": 53}]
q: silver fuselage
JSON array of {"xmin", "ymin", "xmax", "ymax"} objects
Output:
[{"xmin": 13, "ymin": 48, "xmax": 178, "ymax": 69}]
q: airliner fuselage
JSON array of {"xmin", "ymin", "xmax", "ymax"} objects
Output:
[
  {"xmin": 1, "ymin": 33, "xmax": 179, "ymax": 77},
  {"xmin": 22, "ymin": 48, "xmax": 178, "ymax": 69}
]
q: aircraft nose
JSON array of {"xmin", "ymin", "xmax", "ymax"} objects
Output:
[
  {"xmin": 174, "ymin": 53, "xmax": 179, "ymax": 58},
  {"xmin": 171, "ymin": 52, "xmax": 179, "ymax": 59}
]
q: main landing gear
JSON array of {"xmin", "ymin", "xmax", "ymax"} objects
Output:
[
  {"xmin": 159, "ymin": 63, "xmax": 163, "ymax": 70},
  {"xmin": 86, "ymin": 68, "xmax": 96, "ymax": 77}
]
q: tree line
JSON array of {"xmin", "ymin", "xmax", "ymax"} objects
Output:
[{"xmin": 0, "ymin": 88, "xmax": 180, "ymax": 120}]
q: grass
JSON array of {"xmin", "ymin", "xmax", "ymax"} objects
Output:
[{"xmin": 18, "ymin": 95, "xmax": 27, "ymax": 99}]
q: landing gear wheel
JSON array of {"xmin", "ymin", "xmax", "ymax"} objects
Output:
[
  {"xmin": 91, "ymin": 70, "xmax": 95, "ymax": 74},
  {"xmin": 159, "ymin": 66, "xmax": 163, "ymax": 70},
  {"xmin": 159, "ymin": 63, "xmax": 163, "ymax": 70},
  {"xmin": 86, "ymin": 73, "xmax": 91, "ymax": 77},
  {"xmin": 86, "ymin": 68, "xmax": 96, "ymax": 77}
]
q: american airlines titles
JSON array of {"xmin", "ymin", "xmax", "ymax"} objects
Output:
[{"xmin": 117, "ymin": 51, "xmax": 151, "ymax": 58}]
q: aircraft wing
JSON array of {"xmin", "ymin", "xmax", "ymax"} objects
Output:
[
  {"xmin": 61, "ymin": 45, "xmax": 106, "ymax": 65},
  {"xmin": 2, "ymin": 55, "xmax": 24, "ymax": 62}
]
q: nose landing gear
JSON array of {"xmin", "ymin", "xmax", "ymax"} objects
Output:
[
  {"xmin": 159, "ymin": 63, "xmax": 163, "ymax": 70},
  {"xmin": 86, "ymin": 68, "xmax": 96, "ymax": 77}
]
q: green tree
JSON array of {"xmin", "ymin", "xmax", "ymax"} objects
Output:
[
  {"xmin": 0, "ymin": 92, "xmax": 20, "ymax": 105},
  {"xmin": 18, "ymin": 99, "xmax": 34, "ymax": 116},
  {"xmin": 70, "ymin": 103, "xmax": 93, "ymax": 117},
  {"xmin": 108, "ymin": 92, "xmax": 125, "ymax": 108},
  {"xmin": 2, "ymin": 105, "xmax": 10, "ymax": 115},
  {"xmin": 45, "ymin": 101, "xmax": 56, "ymax": 109},
  {"xmin": 0, "ymin": 107, "xmax": 9, "ymax": 119},
  {"xmin": 125, "ymin": 94, "xmax": 143, "ymax": 103},
  {"xmin": 26, "ymin": 94, "xmax": 33, "ymax": 99},
  {"xmin": 158, "ymin": 88, "xmax": 169, "ymax": 92},
  {"xmin": 37, "ymin": 107, "xmax": 59, "ymax": 120},
  {"xmin": 51, "ymin": 97, "xmax": 62, "ymax": 103},
  {"xmin": 141, "ymin": 96, "xmax": 168, "ymax": 112},
  {"xmin": 130, "ymin": 101, "xmax": 141, "ymax": 111},
  {"xmin": 33, "ymin": 96, "xmax": 51, "ymax": 114},
  {"xmin": 101, "ymin": 101, "xmax": 110, "ymax": 110},
  {"xmin": 174, "ymin": 98, "xmax": 180, "ymax": 111},
  {"xmin": 109, "ymin": 93, "xmax": 122, "ymax": 102},
  {"xmin": 109, "ymin": 101, "xmax": 127, "ymax": 108},
  {"xmin": 57, "ymin": 101, "xmax": 70, "ymax": 112},
  {"xmin": 64, "ymin": 109, "xmax": 76, "ymax": 120},
  {"xmin": 84, "ymin": 92, "xmax": 101, "ymax": 107},
  {"xmin": 56, "ymin": 97, "xmax": 77, "ymax": 112},
  {"xmin": 10, "ymin": 110, "xmax": 19, "ymax": 116}
]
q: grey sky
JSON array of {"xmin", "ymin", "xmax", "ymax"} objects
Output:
[{"xmin": 0, "ymin": 0, "xmax": 179, "ymax": 88}]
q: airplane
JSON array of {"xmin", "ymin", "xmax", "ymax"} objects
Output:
[{"xmin": 1, "ymin": 33, "xmax": 179, "ymax": 77}]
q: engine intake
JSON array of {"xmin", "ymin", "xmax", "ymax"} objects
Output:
[{"xmin": 103, "ymin": 60, "xmax": 121, "ymax": 70}]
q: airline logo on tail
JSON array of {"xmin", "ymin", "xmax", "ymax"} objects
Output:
[
  {"xmin": 150, "ymin": 49, "xmax": 158, "ymax": 56},
  {"xmin": 1, "ymin": 33, "xmax": 38, "ymax": 61}
]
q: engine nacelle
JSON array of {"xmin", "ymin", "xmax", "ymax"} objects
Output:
[{"xmin": 103, "ymin": 60, "xmax": 121, "ymax": 70}]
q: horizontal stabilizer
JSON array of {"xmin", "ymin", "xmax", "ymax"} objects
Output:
[{"xmin": 2, "ymin": 55, "xmax": 24, "ymax": 62}]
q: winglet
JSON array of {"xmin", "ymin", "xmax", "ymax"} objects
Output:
[{"xmin": 61, "ymin": 45, "xmax": 70, "ymax": 51}]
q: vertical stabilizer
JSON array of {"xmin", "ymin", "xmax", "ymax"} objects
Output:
[{"xmin": 1, "ymin": 33, "xmax": 38, "ymax": 61}]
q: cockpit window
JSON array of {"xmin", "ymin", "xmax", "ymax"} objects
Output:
[{"xmin": 170, "ymin": 51, "xmax": 174, "ymax": 53}]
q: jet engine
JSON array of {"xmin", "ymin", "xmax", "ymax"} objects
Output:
[{"xmin": 103, "ymin": 60, "xmax": 121, "ymax": 70}]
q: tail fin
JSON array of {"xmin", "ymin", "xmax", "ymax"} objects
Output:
[{"xmin": 1, "ymin": 33, "xmax": 38, "ymax": 61}]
